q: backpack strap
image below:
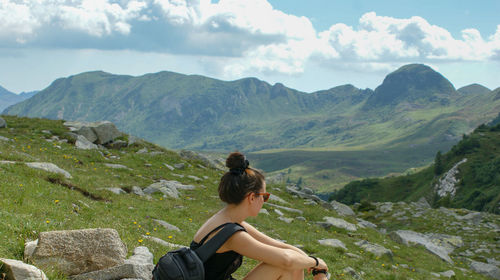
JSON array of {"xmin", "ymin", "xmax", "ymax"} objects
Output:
[{"xmin": 194, "ymin": 223, "xmax": 246, "ymax": 263}]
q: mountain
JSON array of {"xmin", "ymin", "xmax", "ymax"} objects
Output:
[
  {"xmin": 457, "ymin": 83, "xmax": 491, "ymax": 95},
  {"xmin": 365, "ymin": 64, "xmax": 456, "ymax": 107},
  {"xmin": 0, "ymin": 85, "xmax": 38, "ymax": 112},
  {"xmin": 330, "ymin": 122, "xmax": 500, "ymax": 213},
  {"xmin": 3, "ymin": 64, "xmax": 500, "ymax": 190}
]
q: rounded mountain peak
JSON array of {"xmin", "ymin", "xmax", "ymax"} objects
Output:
[{"xmin": 367, "ymin": 64, "xmax": 456, "ymax": 106}]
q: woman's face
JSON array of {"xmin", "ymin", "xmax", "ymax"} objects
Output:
[{"xmin": 251, "ymin": 182, "xmax": 266, "ymax": 216}]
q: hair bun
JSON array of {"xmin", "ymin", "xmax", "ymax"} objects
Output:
[{"xmin": 226, "ymin": 152, "xmax": 249, "ymax": 170}]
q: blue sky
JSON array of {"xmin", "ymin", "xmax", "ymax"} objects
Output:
[{"xmin": 1, "ymin": 0, "xmax": 499, "ymax": 94}]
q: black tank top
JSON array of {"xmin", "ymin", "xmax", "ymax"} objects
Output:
[{"xmin": 190, "ymin": 223, "xmax": 246, "ymax": 280}]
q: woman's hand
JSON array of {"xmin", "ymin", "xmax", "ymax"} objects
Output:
[{"xmin": 316, "ymin": 257, "xmax": 328, "ymax": 271}]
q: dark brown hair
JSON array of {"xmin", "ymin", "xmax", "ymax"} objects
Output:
[{"xmin": 218, "ymin": 152, "xmax": 265, "ymax": 204}]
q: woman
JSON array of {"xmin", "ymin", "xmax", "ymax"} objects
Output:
[{"xmin": 191, "ymin": 152, "xmax": 329, "ymax": 280}]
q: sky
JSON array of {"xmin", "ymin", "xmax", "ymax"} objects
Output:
[{"xmin": 1, "ymin": 0, "xmax": 499, "ymax": 94}]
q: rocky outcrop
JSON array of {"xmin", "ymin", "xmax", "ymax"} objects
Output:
[
  {"xmin": 75, "ymin": 134, "xmax": 98, "ymax": 150},
  {"xmin": 0, "ymin": 117, "xmax": 6, "ymax": 128},
  {"xmin": 330, "ymin": 200, "xmax": 355, "ymax": 216},
  {"xmin": 65, "ymin": 121, "xmax": 122, "ymax": 145},
  {"xmin": 318, "ymin": 239, "xmax": 347, "ymax": 250},
  {"xmin": 0, "ymin": 258, "xmax": 48, "ymax": 280},
  {"xmin": 178, "ymin": 150, "xmax": 224, "ymax": 170},
  {"xmin": 318, "ymin": 217, "xmax": 357, "ymax": 231},
  {"xmin": 354, "ymin": 240, "xmax": 393, "ymax": 258},
  {"xmin": 389, "ymin": 230, "xmax": 462, "ymax": 264},
  {"xmin": 470, "ymin": 260, "xmax": 500, "ymax": 279},
  {"xmin": 25, "ymin": 162, "xmax": 72, "ymax": 179},
  {"xmin": 435, "ymin": 158, "xmax": 467, "ymax": 198},
  {"xmin": 143, "ymin": 180, "xmax": 196, "ymax": 199},
  {"xmin": 28, "ymin": 228, "xmax": 127, "ymax": 276}
]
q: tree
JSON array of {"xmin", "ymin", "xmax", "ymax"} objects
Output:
[{"xmin": 434, "ymin": 151, "xmax": 443, "ymax": 175}]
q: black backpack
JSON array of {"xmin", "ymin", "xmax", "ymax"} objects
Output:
[{"xmin": 152, "ymin": 223, "xmax": 245, "ymax": 280}]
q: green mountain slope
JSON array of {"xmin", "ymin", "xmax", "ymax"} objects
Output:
[
  {"xmin": 3, "ymin": 65, "xmax": 500, "ymax": 191},
  {"xmin": 0, "ymin": 116, "xmax": 497, "ymax": 279},
  {"xmin": 330, "ymin": 122, "xmax": 500, "ymax": 213}
]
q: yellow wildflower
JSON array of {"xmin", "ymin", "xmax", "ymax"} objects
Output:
[{"xmin": 138, "ymin": 239, "xmax": 143, "ymax": 243}]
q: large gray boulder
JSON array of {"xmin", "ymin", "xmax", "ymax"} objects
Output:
[
  {"xmin": 0, "ymin": 117, "xmax": 6, "ymax": 128},
  {"xmin": 30, "ymin": 228, "xmax": 127, "ymax": 276},
  {"xmin": 64, "ymin": 121, "xmax": 122, "ymax": 145},
  {"xmin": 354, "ymin": 240, "xmax": 393, "ymax": 258},
  {"xmin": 25, "ymin": 162, "xmax": 72, "ymax": 179},
  {"xmin": 318, "ymin": 239, "xmax": 347, "ymax": 250},
  {"xmin": 470, "ymin": 260, "xmax": 500, "ymax": 279},
  {"xmin": 0, "ymin": 258, "xmax": 48, "ymax": 280},
  {"xmin": 389, "ymin": 230, "xmax": 455, "ymax": 264},
  {"xmin": 330, "ymin": 200, "xmax": 355, "ymax": 216},
  {"xmin": 75, "ymin": 134, "xmax": 98, "ymax": 150},
  {"xmin": 318, "ymin": 217, "xmax": 357, "ymax": 231},
  {"xmin": 71, "ymin": 247, "xmax": 155, "ymax": 280}
]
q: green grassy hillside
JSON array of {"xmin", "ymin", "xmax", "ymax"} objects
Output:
[
  {"xmin": 1, "ymin": 116, "xmax": 497, "ymax": 279},
  {"xmin": 330, "ymin": 123, "xmax": 500, "ymax": 214}
]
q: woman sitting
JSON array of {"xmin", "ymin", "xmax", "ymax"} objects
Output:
[{"xmin": 191, "ymin": 152, "xmax": 329, "ymax": 280}]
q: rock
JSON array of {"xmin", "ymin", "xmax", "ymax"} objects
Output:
[
  {"xmin": 434, "ymin": 158, "xmax": 467, "ymax": 198},
  {"xmin": 174, "ymin": 163, "xmax": 186, "ymax": 170},
  {"xmin": 104, "ymin": 163, "xmax": 131, "ymax": 170},
  {"xmin": 125, "ymin": 246, "xmax": 154, "ymax": 265},
  {"xmin": 105, "ymin": 187, "xmax": 126, "ymax": 195},
  {"xmin": 25, "ymin": 162, "xmax": 72, "ymax": 179},
  {"xmin": 178, "ymin": 150, "xmax": 225, "ymax": 170},
  {"xmin": 24, "ymin": 239, "xmax": 38, "ymax": 259},
  {"xmin": 267, "ymin": 194, "xmax": 289, "ymax": 205},
  {"xmin": 356, "ymin": 218, "xmax": 377, "ymax": 229},
  {"xmin": 266, "ymin": 172, "xmax": 286, "ymax": 184},
  {"xmin": 0, "ymin": 117, "xmax": 6, "ymax": 128},
  {"xmin": 153, "ymin": 219, "xmax": 181, "ymax": 231},
  {"xmin": 0, "ymin": 135, "xmax": 12, "ymax": 142},
  {"xmin": 318, "ymin": 239, "xmax": 347, "ymax": 250},
  {"xmin": 187, "ymin": 175, "xmax": 202, "ymax": 181},
  {"xmin": 70, "ymin": 263, "xmax": 154, "ymax": 280},
  {"xmin": 330, "ymin": 200, "xmax": 355, "ymax": 216},
  {"xmin": 389, "ymin": 230, "xmax": 453, "ymax": 264},
  {"xmin": 278, "ymin": 217, "xmax": 293, "ymax": 223},
  {"xmin": 259, "ymin": 209, "xmax": 269, "ymax": 215},
  {"xmin": 439, "ymin": 270, "xmax": 456, "ymax": 278},
  {"xmin": 414, "ymin": 197, "xmax": 431, "ymax": 209},
  {"xmin": 30, "ymin": 228, "xmax": 127, "ymax": 276},
  {"xmin": 354, "ymin": 240, "xmax": 393, "ymax": 258},
  {"xmin": 345, "ymin": 253, "xmax": 361, "ymax": 259},
  {"xmin": 266, "ymin": 203, "xmax": 303, "ymax": 214},
  {"xmin": 74, "ymin": 126, "xmax": 98, "ymax": 143},
  {"xmin": 143, "ymin": 181, "xmax": 184, "ymax": 198},
  {"xmin": 456, "ymin": 212, "xmax": 482, "ymax": 225},
  {"xmin": 343, "ymin": 267, "xmax": 362, "ymax": 280},
  {"xmin": 470, "ymin": 260, "xmax": 500, "ymax": 279},
  {"xmin": 75, "ymin": 135, "xmax": 98, "ymax": 150},
  {"xmin": 377, "ymin": 202, "xmax": 393, "ymax": 213},
  {"xmin": 274, "ymin": 209, "xmax": 284, "ymax": 216},
  {"xmin": 131, "ymin": 186, "xmax": 145, "ymax": 196},
  {"xmin": 296, "ymin": 216, "xmax": 306, "ymax": 221},
  {"xmin": 164, "ymin": 180, "xmax": 196, "ymax": 190},
  {"xmin": 0, "ymin": 258, "xmax": 48, "ymax": 280},
  {"xmin": 106, "ymin": 140, "xmax": 128, "ymax": 149},
  {"xmin": 136, "ymin": 148, "xmax": 148, "ymax": 154},
  {"xmin": 318, "ymin": 217, "xmax": 357, "ymax": 231},
  {"xmin": 163, "ymin": 163, "xmax": 175, "ymax": 170},
  {"xmin": 142, "ymin": 236, "xmax": 185, "ymax": 249}
]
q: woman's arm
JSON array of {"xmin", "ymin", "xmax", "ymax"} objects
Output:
[
  {"xmin": 241, "ymin": 221, "xmax": 308, "ymax": 256},
  {"xmin": 223, "ymin": 230, "xmax": 328, "ymax": 271}
]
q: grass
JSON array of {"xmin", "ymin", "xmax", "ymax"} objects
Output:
[{"xmin": 0, "ymin": 115, "xmax": 494, "ymax": 279}]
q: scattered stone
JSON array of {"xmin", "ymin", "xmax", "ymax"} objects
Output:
[
  {"xmin": 318, "ymin": 239, "xmax": 347, "ymax": 250},
  {"xmin": 0, "ymin": 258, "xmax": 48, "ymax": 280},
  {"xmin": 274, "ymin": 209, "xmax": 284, "ymax": 216},
  {"xmin": 0, "ymin": 117, "xmax": 6, "ymax": 128},
  {"xmin": 153, "ymin": 219, "xmax": 181, "ymax": 232},
  {"xmin": 197, "ymin": 164, "xmax": 207, "ymax": 169},
  {"xmin": 187, "ymin": 175, "xmax": 202, "ymax": 181},
  {"xmin": 266, "ymin": 203, "xmax": 303, "ymax": 214},
  {"xmin": 125, "ymin": 246, "xmax": 154, "ymax": 266},
  {"xmin": 345, "ymin": 253, "xmax": 361, "ymax": 259},
  {"xmin": 106, "ymin": 140, "xmax": 128, "ymax": 149},
  {"xmin": 389, "ymin": 230, "xmax": 454, "ymax": 264},
  {"xmin": 142, "ymin": 235, "xmax": 185, "ymax": 249},
  {"xmin": 414, "ymin": 197, "xmax": 431, "ymax": 209},
  {"xmin": 267, "ymin": 194, "xmax": 289, "ymax": 205},
  {"xmin": 296, "ymin": 216, "xmax": 306, "ymax": 221},
  {"xmin": 131, "ymin": 186, "xmax": 145, "ymax": 196},
  {"xmin": 41, "ymin": 130, "xmax": 51, "ymax": 134},
  {"xmin": 144, "ymin": 163, "xmax": 152, "ymax": 167},
  {"xmin": 266, "ymin": 172, "xmax": 286, "ymax": 184},
  {"xmin": 24, "ymin": 239, "xmax": 38, "ymax": 259},
  {"xmin": 104, "ymin": 163, "xmax": 131, "ymax": 170},
  {"xmin": 136, "ymin": 148, "xmax": 148, "ymax": 154},
  {"xmin": 318, "ymin": 217, "xmax": 357, "ymax": 231},
  {"xmin": 439, "ymin": 270, "xmax": 456, "ymax": 278},
  {"xmin": 178, "ymin": 150, "xmax": 225, "ymax": 170},
  {"xmin": 470, "ymin": 260, "xmax": 500, "ymax": 280},
  {"xmin": 0, "ymin": 135, "xmax": 12, "ymax": 142},
  {"xmin": 30, "ymin": 228, "xmax": 127, "ymax": 276},
  {"xmin": 278, "ymin": 217, "xmax": 293, "ymax": 223},
  {"xmin": 330, "ymin": 200, "xmax": 355, "ymax": 216},
  {"xmin": 104, "ymin": 187, "xmax": 126, "ymax": 195},
  {"xmin": 343, "ymin": 267, "xmax": 362, "ymax": 280},
  {"xmin": 357, "ymin": 218, "xmax": 377, "ymax": 229},
  {"xmin": 174, "ymin": 163, "xmax": 186, "ymax": 169},
  {"xmin": 75, "ymin": 135, "xmax": 98, "ymax": 150},
  {"xmin": 377, "ymin": 202, "xmax": 393, "ymax": 213},
  {"xmin": 65, "ymin": 121, "xmax": 122, "ymax": 145},
  {"xmin": 163, "ymin": 163, "xmax": 175, "ymax": 171},
  {"xmin": 25, "ymin": 162, "xmax": 72, "ymax": 179},
  {"xmin": 259, "ymin": 209, "xmax": 269, "ymax": 215},
  {"xmin": 354, "ymin": 240, "xmax": 393, "ymax": 258},
  {"xmin": 70, "ymin": 263, "xmax": 153, "ymax": 280},
  {"xmin": 172, "ymin": 173, "xmax": 185, "ymax": 178}
]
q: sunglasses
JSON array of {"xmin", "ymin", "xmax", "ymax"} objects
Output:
[{"xmin": 255, "ymin": 192, "xmax": 270, "ymax": 202}]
